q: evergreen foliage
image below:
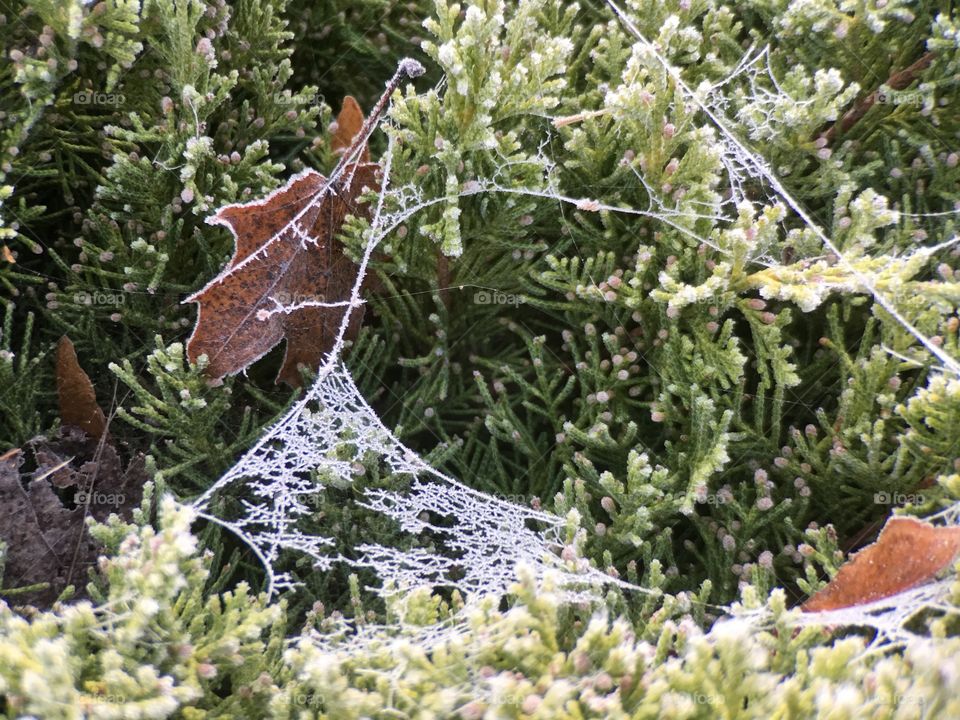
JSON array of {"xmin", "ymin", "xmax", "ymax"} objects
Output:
[{"xmin": 1, "ymin": 0, "xmax": 960, "ymax": 715}]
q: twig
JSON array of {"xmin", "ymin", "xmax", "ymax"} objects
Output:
[{"xmin": 822, "ymin": 51, "xmax": 936, "ymax": 143}]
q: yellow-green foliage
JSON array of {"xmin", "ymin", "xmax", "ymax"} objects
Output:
[{"xmin": 2, "ymin": 0, "xmax": 960, "ymax": 715}]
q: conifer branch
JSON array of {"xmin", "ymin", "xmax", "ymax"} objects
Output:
[{"xmin": 822, "ymin": 51, "xmax": 936, "ymax": 142}]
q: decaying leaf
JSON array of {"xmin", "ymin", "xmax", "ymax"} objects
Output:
[
  {"xmin": 0, "ymin": 427, "xmax": 147, "ymax": 607},
  {"xmin": 184, "ymin": 59, "xmax": 425, "ymax": 386},
  {"xmin": 330, "ymin": 95, "xmax": 370, "ymax": 163},
  {"xmin": 185, "ymin": 96, "xmax": 381, "ymax": 387},
  {"xmin": 56, "ymin": 335, "xmax": 107, "ymax": 439},
  {"xmin": 802, "ymin": 515, "xmax": 960, "ymax": 613}
]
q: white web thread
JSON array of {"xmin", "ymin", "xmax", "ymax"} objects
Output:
[
  {"xmin": 605, "ymin": 0, "xmax": 960, "ymax": 650},
  {"xmin": 190, "ymin": 62, "xmax": 641, "ymax": 642},
  {"xmin": 191, "ymin": 33, "xmax": 960, "ymax": 657},
  {"xmin": 606, "ymin": 0, "xmax": 960, "ymax": 377}
]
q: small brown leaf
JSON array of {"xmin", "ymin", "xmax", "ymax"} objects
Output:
[
  {"xmin": 802, "ymin": 516, "xmax": 960, "ymax": 613},
  {"xmin": 186, "ymin": 62, "xmax": 423, "ymax": 386},
  {"xmin": 331, "ymin": 95, "xmax": 370, "ymax": 163},
  {"xmin": 186, "ymin": 97, "xmax": 386, "ymax": 387},
  {"xmin": 56, "ymin": 336, "xmax": 107, "ymax": 439},
  {"xmin": 1, "ymin": 245, "xmax": 14, "ymax": 263}
]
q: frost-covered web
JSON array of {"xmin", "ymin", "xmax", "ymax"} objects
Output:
[
  {"xmin": 191, "ymin": 352, "xmax": 610, "ymax": 602},
  {"xmin": 191, "ymin": 0, "xmax": 960, "ymax": 658},
  {"xmin": 191, "ymin": 60, "xmax": 641, "ymax": 643},
  {"xmin": 604, "ymin": 0, "xmax": 960, "ymax": 651},
  {"xmin": 700, "ymin": 44, "xmax": 786, "ymax": 208},
  {"xmin": 608, "ymin": 0, "xmax": 960, "ymax": 377}
]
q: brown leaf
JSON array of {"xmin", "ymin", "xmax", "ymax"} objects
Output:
[
  {"xmin": 0, "ymin": 427, "xmax": 146, "ymax": 607},
  {"xmin": 183, "ymin": 62, "xmax": 426, "ymax": 388},
  {"xmin": 185, "ymin": 99, "xmax": 380, "ymax": 387},
  {"xmin": 331, "ymin": 95, "xmax": 370, "ymax": 163},
  {"xmin": 186, "ymin": 62, "xmax": 424, "ymax": 387},
  {"xmin": 56, "ymin": 335, "xmax": 107, "ymax": 439},
  {"xmin": 801, "ymin": 516, "xmax": 960, "ymax": 613}
]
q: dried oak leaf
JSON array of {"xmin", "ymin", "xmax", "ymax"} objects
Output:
[
  {"xmin": 56, "ymin": 335, "xmax": 107, "ymax": 440},
  {"xmin": 185, "ymin": 97, "xmax": 379, "ymax": 387},
  {"xmin": 802, "ymin": 515, "xmax": 960, "ymax": 613},
  {"xmin": 0, "ymin": 427, "xmax": 146, "ymax": 608}
]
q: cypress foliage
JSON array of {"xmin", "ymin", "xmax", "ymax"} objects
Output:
[{"xmin": 1, "ymin": 0, "xmax": 959, "ymax": 716}]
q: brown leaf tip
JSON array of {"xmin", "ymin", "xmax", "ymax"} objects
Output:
[
  {"xmin": 55, "ymin": 336, "xmax": 107, "ymax": 440},
  {"xmin": 801, "ymin": 516, "xmax": 960, "ymax": 613},
  {"xmin": 331, "ymin": 96, "xmax": 368, "ymax": 159}
]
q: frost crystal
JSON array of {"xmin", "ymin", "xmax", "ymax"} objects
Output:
[
  {"xmin": 191, "ymin": 66, "xmax": 624, "ymax": 651},
  {"xmin": 193, "ymin": 34, "xmax": 960, "ymax": 655},
  {"xmin": 193, "ymin": 355, "xmax": 601, "ymax": 601}
]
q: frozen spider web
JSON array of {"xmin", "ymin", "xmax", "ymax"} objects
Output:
[
  {"xmin": 191, "ymin": 353, "xmax": 603, "ymax": 601},
  {"xmin": 605, "ymin": 0, "xmax": 960, "ymax": 650},
  {"xmin": 192, "ymin": 4, "xmax": 960, "ymax": 656},
  {"xmin": 190, "ymin": 60, "xmax": 635, "ymax": 647}
]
